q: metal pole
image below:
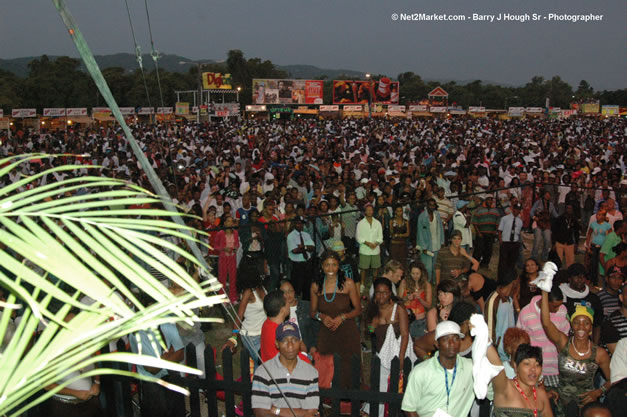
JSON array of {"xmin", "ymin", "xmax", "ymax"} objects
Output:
[{"xmin": 197, "ymin": 63, "xmax": 202, "ymax": 124}]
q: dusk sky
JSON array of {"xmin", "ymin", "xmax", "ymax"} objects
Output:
[{"xmin": 1, "ymin": 0, "xmax": 625, "ymax": 90}]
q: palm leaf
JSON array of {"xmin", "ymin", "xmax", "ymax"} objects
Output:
[{"xmin": 0, "ymin": 157, "xmax": 225, "ymax": 417}]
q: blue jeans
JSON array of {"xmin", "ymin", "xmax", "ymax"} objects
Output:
[
  {"xmin": 532, "ymin": 228, "xmax": 551, "ymax": 261},
  {"xmin": 420, "ymin": 250, "xmax": 439, "ymax": 285},
  {"xmin": 241, "ymin": 334, "xmax": 261, "ymax": 369}
]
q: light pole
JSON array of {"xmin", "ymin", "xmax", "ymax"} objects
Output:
[{"xmin": 365, "ymin": 73, "xmax": 372, "ymax": 118}]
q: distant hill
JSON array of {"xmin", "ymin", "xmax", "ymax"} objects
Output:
[{"xmin": 0, "ymin": 53, "xmax": 511, "ymax": 86}]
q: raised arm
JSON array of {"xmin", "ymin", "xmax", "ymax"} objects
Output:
[{"xmin": 540, "ymin": 290, "xmax": 568, "ymax": 350}]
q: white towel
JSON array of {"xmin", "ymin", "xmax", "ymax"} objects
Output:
[
  {"xmin": 470, "ymin": 314, "xmax": 504, "ymax": 399},
  {"xmin": 530, "ymin": 261, "xmax": 558, "ymax": 293}
]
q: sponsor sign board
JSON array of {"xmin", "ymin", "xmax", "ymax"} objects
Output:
[
  {"xmin": 388, "ymin": 105, "xmax": 406, "ymax": 112},
  {"xmin": 12, "ymin": 109, "xmax": 37, "ymax": 118},
  {"xmin": 343, "ymin": 105, "xmax": 363, "ymax": 112},
  {"xmin": 245, "ymin": 105, "xmax": 267, "ymax": 112},
  {"xmin": 119, "ymin": 107, "xmax": 135, "ymax": 116},
  {"xmin": 429, "ymin": 107, "xmax": 447, "ymax": 113},
  {"xmin": 92, "ymin": 107, "xmax": 112, "ymax": 115},
  {"xmin": 157, "ymin": 107, "xmax": 173, "ymax": 114},
  {"xmin": 333, "ymin": 79, "xmax": 399, "ymax": 105},
  {"xmin": 43, "ymin": 108, "xmax": 66, "ymax": 117},
  {"xmin": 525, "ymin": 107, "xmax": 543, "ymax": 113},
  {"xmin": 468, "ymin": 106, "xmax": 486, "ymax": 113},
  {"xmin": 252, "ymin": 79, "xmax": 324, "ymax": 105},
  {"xmin": 601, "ymin": 105, "xmax": 619, "ymax": 116},
  {"xmin": 409, "ymin": 105, "xmax": 428, "ymax": 112},
  {"xmin": 138, "ymin": 107, "xmax": 155, "ymax": 115},
  {"xmin": 319, "ymin": 105, "xmax": 339, "ymax": 111},
  {"xmin": 508, "ymin": 107, "xmax": 525, "ymax": 117},
  {"xmin": 175, "ymin": 103, "xmax": 189, "ymax": 115},
  {"xmin": 202, "ymin": 72, "xmax": 232, "ymax": 89},
  {"xmin": 66, "ymin": 108, "xmax": 88, "ymax": 116}
]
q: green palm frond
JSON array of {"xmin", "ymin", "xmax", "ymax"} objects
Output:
[{"xmin": 0, "ymin": 156, "xmax": 225, "ymax": 417}]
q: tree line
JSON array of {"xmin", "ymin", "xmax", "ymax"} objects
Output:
[{"xmin": 0, "ymin": 50, "xmax": 624, "ymax": 111}]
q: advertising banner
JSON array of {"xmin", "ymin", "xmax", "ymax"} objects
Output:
[
  {"xmin": 92, "ymin": 107, "xmax": 112, "ymax": 115},
  {"xmin": 66, "ymin": 108, "xmax": 88, "ymax": 116},
  {"xmin": 468, "ymin": 106, "xmax": 486, "ymax": 113},
  {"xmin": 319, "ymin": 105, "xmax": 339, "ymax": 112},
  {"xmin": 388, "ymin": 105, "xmax": 406, "ymax": 112},
  {"xmin": 409, "ymin": 105, "xmax": 428, "ymax": 112},
  {"xmin": 601, "ymin": 105, "xmax": 619, "ymax": 116},
  {"xmin": 119, "ymin": 107, "xmax": 135, "ymax": 116},
  {"xmin": 525, "ymin": 107, "xmax": 543, "ymax": 113},
  {"xmin": 43, "ymin": 108, "xmax": 66, "ymax": 117},
  {"xmin": 137, "ymin": 107, "xmax": 155, "ymax": 115},
  {"xmin": 213, "ymin": 103, "xmax": 240, "ymax": 116},
  {"xmin": 202, "ymin": 72, "xmax": 232, "ymax": 90},
  {"xmin": 580, "ymin": 102, "xmax": 600, "ymax": 114},
  {"xmin": 157, "ymin": 107, "xmax": 173, "ymax": 114},
  {"xmin": 245, "ymin": 105, "xmax": 267, "ymax": 112},
  {"xmin": 429, "ymin": 107, "xmax": 447, "ymax": 113},
  {"xmin": 175, "ymin": 102, "xmax": 189, "ymax": 115},
  {"xmin": 561, "ymin": 110, "xmax": 577, "ymax": 118},
  {"xmin": 12, "ymin": 109, "xmax": 37, "ymax": 118},
  {"xmin": 333, "ymin": 79, "xmax": 399, "ymax": 104},
  {"xmin": 252, "ymin": 79, "xmax": 324, "ymax": 105},
  {"xmin": 343, "ymin": 105, "xmax": 363, "ymax": 112},
  {"xmin": 508, "ymin": 107, "xmax": 525, "ymax": 117}
]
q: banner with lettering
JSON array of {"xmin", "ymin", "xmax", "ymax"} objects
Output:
[
  {"xmin": 43, "ymin": 108, "xmax": 66, "ymax": 117},
  {"xmin": 202, "ymin": 72, "xmax": 232, "ymax": 89},
  {"xmin": 66, "ymin": 108, "xmax": 88, "ymax": 116},
  {"xmin": 12, "ymin": 109, "xmax": 37, "ymax": 118}
]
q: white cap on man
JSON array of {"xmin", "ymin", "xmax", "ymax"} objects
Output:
[{"xmin": 435, "ymin": 321, "xmax": 465, "ymax": 340}]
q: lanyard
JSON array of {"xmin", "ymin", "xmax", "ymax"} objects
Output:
[
  {"xmin": 514, "ymin": 378, "xmax": 538, "ymax": 417},
  {"xmin": 440, "ymin": 360, "xmax": 457, "ymax": 411}
]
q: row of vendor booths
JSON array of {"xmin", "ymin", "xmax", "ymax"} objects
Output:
[
  {"xmin": 0, "ymin": 107, "xmax": 178, "ymax": 132},
  {"xmin": 244, "ymin": 105, "xmax": 627, "ymax": 120},
  {"xmin": 244, "ymin": 104, "xmax": 525, "ymax": 119}
]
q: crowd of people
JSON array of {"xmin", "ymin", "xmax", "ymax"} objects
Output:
[{"xmin": 1, "ymin": 114, "xmax": 626, "ymax": 417}]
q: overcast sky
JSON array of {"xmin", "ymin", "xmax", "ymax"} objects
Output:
[{"xmin": 1, "ymin": 0, "xmax": 625, "ymax": 90}]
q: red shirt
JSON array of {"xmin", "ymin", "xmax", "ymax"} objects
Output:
[{"xmin": 260, "ymin": 319, "xmax": 310, "ymax": 364}]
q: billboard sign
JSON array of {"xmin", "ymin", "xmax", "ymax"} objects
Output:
[
  {"xmin": 137, "ymin": 107, "xmax": 155, "ymax": 115},
  {"xmin": 525, "ymin": 107, "xmax": 543, "ymax": 113},
  {"xmin": 175, "ymin": 102, "xmax": 189, "ymax": 115},
  {"xmin": 66, "ymin": 108, "xmax": 87, "ymax": 116},
  {"xmin": 213, "ymin": 103, "xmax": 240, "ymax": 116},
  {"xmin": 601, "ymin": 105, "xmax": 619, "ymax": 116},
  {"xmin": 388, "ymin": 105, "xmax": 406, "ymax": 112},
  {"xmin": 319, "ymin": 105, "xmax": 339, "ymax": 112},
  {"xmin": 468, "ymin": 106, "xmax": 486, "ymax": 113},
  {"xmin": 157, "ymin": 107, "xmax": 173, "ymax": 114},
  {"xmin": 343, "ymin": 105, "xmax": 363, "ymax": 112},
  {"xmin": 92, "ymin": 107, "xmax": 112, "ymax": 115},
  {"xmin": 429, "ymin": 106, "xmax": 447, "ymax": 113},
  {"xmin": 119, "ymin": 107, "xmax": 135, "ymax": 116},
  {"xmin": 202, "ymin": 72, "xmax": 232, "ymax": 90},
  {"xmin": 508, "ymin": 107, "xmax": 525, "ymax": 117},
  {"xmin": 333, "ymin": 78, "xmax": 399, "ymax": 105},
  {"xmin": 12, "ymin": 109, "xmax": 37, "ymax": 118},
  {"xmin": 245, "ymin": 105, "xmax": 267, "ymax": 112},
  {"xmin": 252, "ymin": 79, "xmax": 324, "ymax": 105},
  {"xmin": 409, "ymin": 105, "xmax": 428, "ymax": 112},
  {"xmin": 580, "ymin": 102, "xmax": 600, "ymax": 114},
  {"xmin": 43, "ymin": 108, "xmax": 66, "ymax": 117}
]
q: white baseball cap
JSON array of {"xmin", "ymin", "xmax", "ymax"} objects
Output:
[{"xmin": 435, "ymin": 321, "xmax": 464, "ymax": 340}]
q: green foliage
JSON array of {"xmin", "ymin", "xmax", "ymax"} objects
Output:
[
  {"xmin": 0, "ymin": 155, "xmax": 224, "ymax": 417},
  {"xmin": 1, "ymin": 55, "xmax": 626, "ymax": 109}
]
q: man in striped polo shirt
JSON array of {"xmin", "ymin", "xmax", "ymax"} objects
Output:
[
  {"xmin": 252, "ymin": 322, "xmax": 320, "ymax": 417},
  {"xmin": 471, "ymin": 195, "xmax": 500, "ymax": 269},
  {"xmin": 516, "ymin": 285, "xmax": 570, "ymax": 390}
]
